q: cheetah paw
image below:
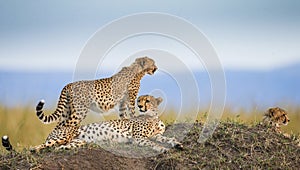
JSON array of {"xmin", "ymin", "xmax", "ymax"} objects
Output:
[{"xmin": 174, "ymin": 143, "xmax": 183, "ymax": 150}]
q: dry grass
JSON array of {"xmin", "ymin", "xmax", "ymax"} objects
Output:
[
  {"xmin": 0, "ymin": 106, "xmax": 55, "ymax": 152},
  {"xmin": 150, "ymin": 121, "xmax": 300, "ymax": 169},
  {"xmin": 0, "ymin": 121, "xmax": 299, "ymax": 169},
  {"xmin": 0, "ymin": 104, "xmax": 299, "ymax": 153},
  {"xmin": 219, "ymin": 106, "xmax": 300, "ymax": 134}
]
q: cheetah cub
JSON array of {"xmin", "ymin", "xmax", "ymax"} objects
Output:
[{"xmin": 263, "ymin": 107, "xmax": 290, "ymax": 133}]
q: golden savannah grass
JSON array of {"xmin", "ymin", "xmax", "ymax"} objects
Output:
[{"xmin": 0, "ymin": 104, "xmax": 299, "ymax": 153}]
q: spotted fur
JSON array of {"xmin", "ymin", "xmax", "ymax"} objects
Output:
[
  {"xmin": 2, "ymin": 95, "xmax": 182, "ymax": 153},
  {"xmin": 263, "ymin": 107, "xmax": 290, "ymax": 132},
  {"xmin": 59, "ymin": 95, "xmax": 183, "ymax": 153},
  {"xmin": 137, "ymin": 94, "xmax": 162, "ymax": 117},
  {"xmin": 32, "ymin": 57, "xmax": 157, "ymax": 152}
]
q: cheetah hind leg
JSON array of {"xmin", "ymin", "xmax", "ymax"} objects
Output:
[
  {"xmin": 30, "ymin": 138, "xmax": 61, "ymax": 153},
  {"xmin": 30, "ymin": 128, "xmax": 78, "ymax": 152},
  {"xmin": 30, "ymin": 137, "xmax": 82, "ymax": 153},
  {"xmin": 57, "ymin": 139, "xmax": 86, "ymax": 150},
  {"xmin": 30, "ymin": 143, "xmax": 47, "ymax": 153}
]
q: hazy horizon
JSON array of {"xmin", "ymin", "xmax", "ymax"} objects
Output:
[
  {"xmin": 1, "ymin": 1, "xmax": 299, "ymax": 72},
  {"xmin": 0, "ymin": 1, "xmax": 299, "ymax": 114},
  {"xmin": 1, "ymin": 65, "xmax": 299, "ymax": 112}
]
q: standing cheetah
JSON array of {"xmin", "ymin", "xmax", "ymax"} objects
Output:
[
  {"xmin": 37, "ymin": 57, "xmax": 157, "ymax": 123},
  {"xmin": 32, "ymin": 57, "xmax": 157, "ymax": 152}
]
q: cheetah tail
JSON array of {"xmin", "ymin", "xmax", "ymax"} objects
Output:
[{"xmin": 2, "ymin": 135, "xmax": 13, "ymax": 151}]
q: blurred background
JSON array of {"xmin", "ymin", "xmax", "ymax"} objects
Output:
[{"xmin": 0, "ymin": 0, "xmax": 299, "ymax": 150}]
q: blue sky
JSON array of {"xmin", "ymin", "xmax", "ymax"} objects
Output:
[{"xmin": 0, "ymin": 0, "xmax": 299, "ymax": 71}]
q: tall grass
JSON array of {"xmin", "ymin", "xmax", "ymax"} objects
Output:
[
  {"xmin": 0, "ymin": 105, "xmax": 55, "ymax": 152},
  {"xmin": 218, "ymin": 106, "xmax": 300, "ymax": 134},
  {"xmin": 1, "ymin": 104, "xmax": 299, "ymax": 153}
]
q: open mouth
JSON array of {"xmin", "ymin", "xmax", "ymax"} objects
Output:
[{"xmin": 149, "ymin": 67, "xmax": 157, "ymax": 75}]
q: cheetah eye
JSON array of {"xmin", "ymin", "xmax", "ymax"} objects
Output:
[
  {"xmin": 137, "ymin": 100, "xmax": 140, "ymax": 102},
  {"xmin": 146, "ymin": 99, "xmax": 150, "ymax": 103}
]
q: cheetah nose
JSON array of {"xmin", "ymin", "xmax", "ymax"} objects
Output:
[{"xmin": 138, "ymin": 105, "xmax": 143, "ymax": 108}]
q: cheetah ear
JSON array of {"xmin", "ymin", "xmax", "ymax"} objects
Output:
[
  {"xmin": 269, "ymin": 108, "xmax": 274, "ymax": 116},
  {"xmin": 136, "ymin": 58, "xmax": 145, "ymax": 67},
  {"xmin": 140, "ymin": 60, "xmax": 145, "ymax": 67},
  {"xmin": 156, "ymin": 97, "xmax": 163, "ymax": 105}
]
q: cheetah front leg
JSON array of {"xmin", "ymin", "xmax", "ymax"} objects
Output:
[
  {"xmin": 119, "ymin": 100, "xmax": 129, "ymax": 119},
  {"xmin": 128, "ymin": 89, "xmax": 138, "ymax": 118},
  {"xmin": 119, "ymin": 91, "xmax": 137, "ymax": 119},
  {"xmin": 132, "ymin": 136, "xmax": 169, "ymax": 153},
  {"xmin": 150, "ymin": 134, "xmax": 183, "ymax": 150}
]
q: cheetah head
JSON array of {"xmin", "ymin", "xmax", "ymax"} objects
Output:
[
  {"xmin": 135, "ymin": 57, "xmax": 157, "ymax": 75},
  {"xmin": 137, "ymin": 95, "xmax": 163, "ymax": 117},
  {"xmin": 264, "ymin": 107, "xmax": 290, "ymax": 127}
]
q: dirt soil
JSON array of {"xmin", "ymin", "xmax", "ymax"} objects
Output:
[{"xmin": 1, "ymin": 121, "xmax": 300, "ymax": 169}]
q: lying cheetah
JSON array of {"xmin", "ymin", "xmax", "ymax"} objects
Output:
[
  {"xmin": 2, "ymin": 95, "xmax": 183, "ymax": 153},
  {"xmin": 33, "ymin": 57, "xmax": 157, "ymax": 152},
  {"xmin": 59, "ymin": 95, "xmax": 183, "ymax": 153},
  {"xmin": 263, "ymin": 107, "xmax": 290, "ymax": 133}
]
